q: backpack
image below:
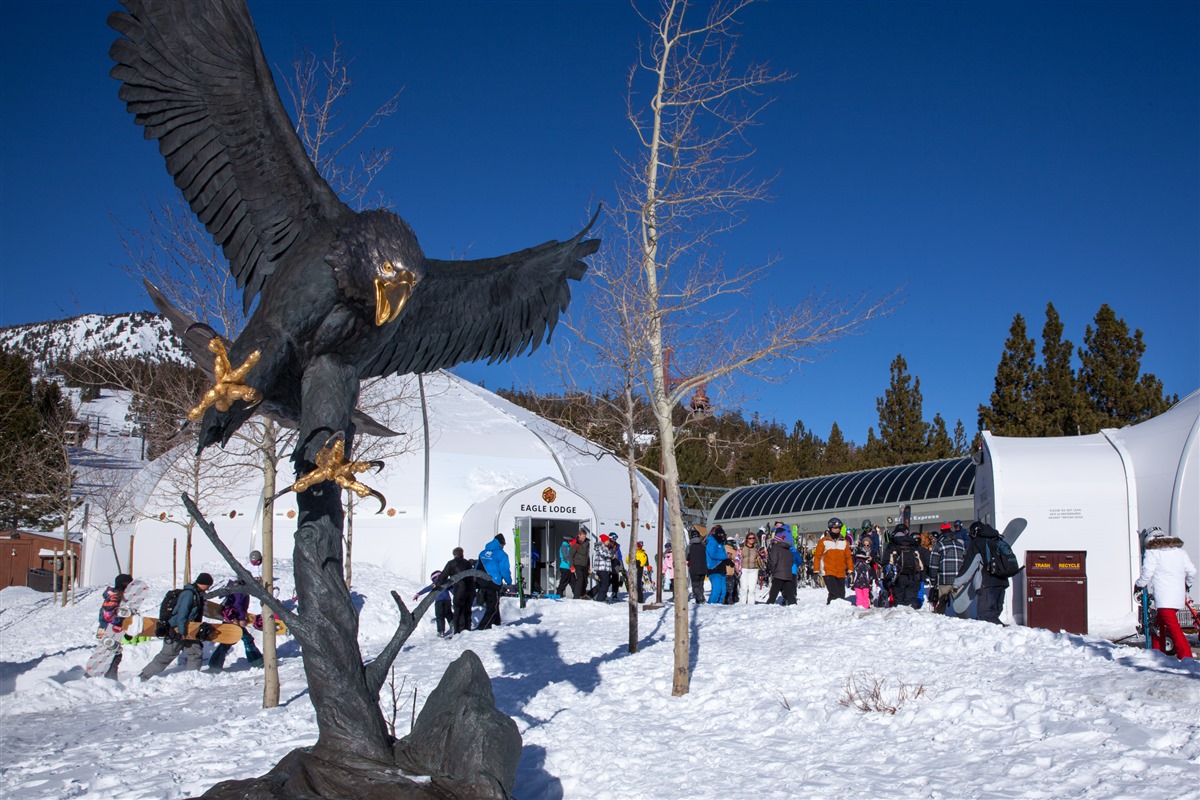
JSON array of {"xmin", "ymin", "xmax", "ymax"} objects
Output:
[
  {"xmin": 154, "ymin": 586, "xmax": 196, "ymax": 637},
  {"xmin": 851, "ymin": 560, "xmax": 873, "ymax": 588},
  {"xmin": 893, "ymin": 546, "xmax": 923, "ymax": 576},
  {"xmin": 154, "ymin": 588, "xmax": 185, "ymax": 637},
  {"xmin": 985, "ymin": 538, "xmax": 1021, "ymax": 578}
]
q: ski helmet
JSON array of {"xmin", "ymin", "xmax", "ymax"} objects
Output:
[
  {"xmin": 828, "ymin": 517, "xmax": 842, "ymax": 530},
  {"xmin": 249, "ymin": 550, "xmax": 263, "ymax": 563},
  {"xmin": 969, "ymin": 521, "xmax": 984, "ymax": 537}
]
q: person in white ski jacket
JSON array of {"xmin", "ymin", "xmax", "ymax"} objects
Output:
[{"xmin": 1135, "ymin": 528, "xmax": 1196, "ymax": 660}]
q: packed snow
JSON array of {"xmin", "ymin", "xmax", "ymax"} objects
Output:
[{"xmin": 1, "ymin": 563, "xmax": 1198, "ymax": 800}]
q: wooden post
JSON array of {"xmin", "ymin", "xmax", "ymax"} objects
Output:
[
  {"xmin": 128, "ymin": 533, "xmax": 135, "ymax": 577},
  {"xmin": 172, "ymin": 539, "xmax": 178, "ymax": 589},
  {"xmin": 52, "ymin": 550, "xmax": 59, "ymax": 606}
]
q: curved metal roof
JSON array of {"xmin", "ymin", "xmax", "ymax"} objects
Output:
[{"xmin": 711, "ymin": 457, "xmax": 975, "ymax": 522}]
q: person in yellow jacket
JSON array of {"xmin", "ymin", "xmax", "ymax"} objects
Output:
[
  {"xmin": 814, "ymin": 517, "xmax": 854, "ymax": 605},
  {"xmin": 628, "ymin": 541, "xmax": 651, "ymax": 602}
]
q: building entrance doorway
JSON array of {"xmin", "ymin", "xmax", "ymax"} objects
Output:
[{"xmin": 529, "ymin": 518, "xmax": 584, "ymax": 597}]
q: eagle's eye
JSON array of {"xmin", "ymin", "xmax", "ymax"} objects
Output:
[{"xmin": 380, "ymin": 262, "xmax": 397, "ymax": 277}]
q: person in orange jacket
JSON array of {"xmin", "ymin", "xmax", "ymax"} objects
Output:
[{"xmin": 814, "ymin": 517, "xmax": 854, "ymax": 604}]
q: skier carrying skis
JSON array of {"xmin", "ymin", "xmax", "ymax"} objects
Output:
[{"xmin": 1135, "ymin": 527, "xmax": 1196, "ymax": 660}]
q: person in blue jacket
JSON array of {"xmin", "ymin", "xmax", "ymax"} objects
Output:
[
  {"xmin": 477, "ymin": 534, "xmax": 512, "ymax": 629},
  {"xmin": 705, "ymin": 526, "xmax": 729, "ymax": 604},
  {"xmin": 140, "ymin": 572, "xmax": 212, "ymax": 679},
  {"xmin": 555, "ymin": 538, "xmax": 573, "ymax": 597}
]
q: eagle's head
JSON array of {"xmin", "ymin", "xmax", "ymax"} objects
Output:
[{"xmin": 327, "ymin": 210, "xmax": 426, "ymax": 326}]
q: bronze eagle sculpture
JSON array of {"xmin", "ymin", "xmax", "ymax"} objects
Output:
[{"xmin": 109, "ymin": 0, "xmax": 597, "ymax": 481}]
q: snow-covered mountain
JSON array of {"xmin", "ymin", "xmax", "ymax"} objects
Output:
[{"xmin": 0, "ymin": 312, "xmax": 190, "ymax": 368}]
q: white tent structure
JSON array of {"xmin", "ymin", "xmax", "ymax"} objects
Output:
[
  {"xmin": 79, "ymin": 371, "xmax": 659, "ymax": 592},
  {"xmin": 974, "ymin": 390, "xmax": 1199, "ymax": 635}
]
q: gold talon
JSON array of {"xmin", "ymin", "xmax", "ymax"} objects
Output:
[
  {"xmin": 188, "ymin": 339, "xmax": 262, "ymax": 421},
  {"xmin": 283, "ymin": 433, "xmax": 388, "ymax": 512}
]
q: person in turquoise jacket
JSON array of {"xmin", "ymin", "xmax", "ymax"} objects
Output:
[
  {"xmin": 477, "ymin": 534, "xmax": 512, "ymax": 629},
  {"xmin": 705, "ymin": 526, "xmax": 729, "ymax": 604}
]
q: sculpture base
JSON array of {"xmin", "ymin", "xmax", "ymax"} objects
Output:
[{"xmin": 196, "ymin": 651, "xmax": 521, "ymax": 800}]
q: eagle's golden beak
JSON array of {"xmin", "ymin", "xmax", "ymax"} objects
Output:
[{"xmin": 374, "ymin": 271, "xmax": 416, "ymax": 326}]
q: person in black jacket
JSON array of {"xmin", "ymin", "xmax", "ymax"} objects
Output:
[
  {"xmin": 887, "ymin": 528, "xmax": 925, "ymax": 609},
  {"xmin": 953, "ymin": 521, "xmax": 1009, "ymax": 624},
  {"xmin": 440, "ymin": 547, "xmax": 476, "ymax": 634},
  {"xmin": 765, "ymin": 529, "xmax": 798, "ymax": 605},
  {"xmin": 686, "ymin": 529, "xmax": 708, "ymax": 603},
  {"xmin": 140, "ymin": 573, "xmax": 213, "ymax": 679}
]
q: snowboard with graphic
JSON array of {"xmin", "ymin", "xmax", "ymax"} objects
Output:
[{"xmin": 85, "ymin": 579, "xmax": 150, "ymax": 678}]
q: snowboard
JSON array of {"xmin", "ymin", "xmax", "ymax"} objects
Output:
[
  {"xmin": 951, "ymin": 518, "xmax": 1027, "ymax": 615},
  {"xmin": 86, "ymin": 580, "xmax": 150, "ymax": 678},
  {"xmin": 204, "ymin": 599, "xmax": 288, "ymax": 636}
]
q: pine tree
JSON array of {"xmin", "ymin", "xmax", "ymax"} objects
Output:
[
  {"xmin": 951, "ymin": 418, "xmax": 968, "ymax": 456},
  {"xmin": 1076, "ymin": 304, "xmax": 1177, "ymax": 432},
  {"xmin": 1033, "ymin": 302, "xmax": 1078, "ymax": 436},
  {"xmin": 0, "ymin": 353, "xmax": 47, "ymax": 528},
  {"xmin": 857, "ymin": 426, "xmax": 885, "ymax": 470},
  {"xmin": 978, "ymin": 313, "xmax": 1038, "ymax": 435},
  {"xmin": 822, "ymin": 422, "xmax": 853, "ymax": 474},
  {"xmin": 876, "ymin": 354, "xmax": 929, "ymax": 465},
  {"xmin": 926, "ymin": 413, "xmax": 954, "ymax": 459},
  {"xmin": 782, "ymin": 421, "xmax": 824, "ymax": 478}
]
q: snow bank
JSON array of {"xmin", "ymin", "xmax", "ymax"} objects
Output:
[{"xmin": 2, "ymin": 565, "xmax": 1197, "ymax": 799}]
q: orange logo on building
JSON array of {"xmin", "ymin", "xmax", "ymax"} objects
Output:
[{"xmin": 542, "ymin": 487, "xmax": 557, "ymax": 503}]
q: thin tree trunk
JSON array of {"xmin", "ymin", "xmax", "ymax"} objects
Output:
[
  {"xmin": 344, "ymin": 495, "xmax": 354, "ymax": 589},
  {"xmin": 261, "ymin": 422, "xmax": 280, "ymax": 709},
  {"xmin": 625, "ymin": 376, "xmax": 640, "ymax": 653}
]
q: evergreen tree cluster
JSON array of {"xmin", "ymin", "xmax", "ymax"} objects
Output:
[
  {"xmin": 979, "ymin": 303, "xmax": 1177, "ymax": 437},
  {"xmin": 0, "ymin": 352, "xmax": 76, "ymax": 529},
  {"xmin": 499, "ymin": 352, "xmax": 971, "ymax": 491}
]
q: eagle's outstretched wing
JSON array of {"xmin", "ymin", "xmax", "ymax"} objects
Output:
[
  {"xmin": 355, "ymin": 221, "xmax": 599, "ymax": 379},
  {"xmin": 109, "ymin": 0, "xmax": 351, "ymax": 313}
]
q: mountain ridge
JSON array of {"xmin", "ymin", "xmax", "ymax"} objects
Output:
[{"xmin": 0, "ymin": 311, "xmax": 191, "ymax": 370}]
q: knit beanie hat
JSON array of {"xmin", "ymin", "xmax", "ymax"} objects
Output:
[
  {"xmin": 114, "ymin": 573, "xmax": 134, "ymax": 591},
  {"xmin": 195, "ymin": 572, "xmax": 214, "ymax": 587}
]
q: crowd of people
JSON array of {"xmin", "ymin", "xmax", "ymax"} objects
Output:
[
  {"xmin": 92, "ymin": 520, "xmax": 1195, "ymax": 679},
  {"xmin": 678, "ymin": 518, "xmax": 1021, "ymax": 627}
]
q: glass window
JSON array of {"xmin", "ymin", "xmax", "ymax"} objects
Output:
[
  {"xmin": 839, "ymin": 470, "xmax": 874, "ymax": 507},
  {"xmin": 909, "ymin": 461, "xmax": 946, "ymax": 500},
  {"xmin": 924, "ymin": 459, "xmax": 958, "ymax": 498},
  {"xmin": 883, "ymin": 464, "xmax": 920, "ymax": 504},
  {"xmin": 776, "ymin": 481, "xmax": 807, "ymax": 515},
  {"xmin": 951, "ymin": 460, "xmax": 976, "ymax": 496},
  {"xmin": 801, "ymin": 476, "xmax": 836, "ymax": 511},
  {"xmin": 755, "ymin": 481, "xmax": 793, "ymax": 518},
  {"xmin": 861, "ymin": 468, "xmax": 890, "ymax": 505}
]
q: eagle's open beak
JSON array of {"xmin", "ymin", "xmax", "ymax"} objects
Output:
[{"xmin": 374, "ymin": 271, "xmax": 416, "ymax": 326}]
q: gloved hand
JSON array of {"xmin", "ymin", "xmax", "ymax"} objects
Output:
[{"xmin": 412, "ymin": 594, "xmax": 419, "ymax": 601}]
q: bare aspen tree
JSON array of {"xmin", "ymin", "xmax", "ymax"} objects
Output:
[{"xmin": 621, "ymin": 0, "xmax": 891, "ymax": 696}]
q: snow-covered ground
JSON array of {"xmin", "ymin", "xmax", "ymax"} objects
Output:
[{"xmin": 2, "ymin": 564, "xmax": 1198, "ymax": 800}]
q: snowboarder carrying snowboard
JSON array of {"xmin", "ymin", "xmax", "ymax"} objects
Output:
[
  {"xmin": 140, "ymin": 573, "xmax": 213, "ymax": 680},
  {"xmin": 92, "ymin": 573, "xmax": 135, "ymax": 679},
  {"xmin": 1135, "ymin": 527, "xmax": 1196, "ymax": 660}
]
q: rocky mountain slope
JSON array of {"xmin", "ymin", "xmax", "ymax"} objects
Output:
[{"xmin": 0, "ymin": 312, "xmax": 189, "ymax": 369}]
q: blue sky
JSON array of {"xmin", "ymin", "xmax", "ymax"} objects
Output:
[{"xmin": 1, "ymin": 1, "xmax": 1196, "ymax": 450}]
